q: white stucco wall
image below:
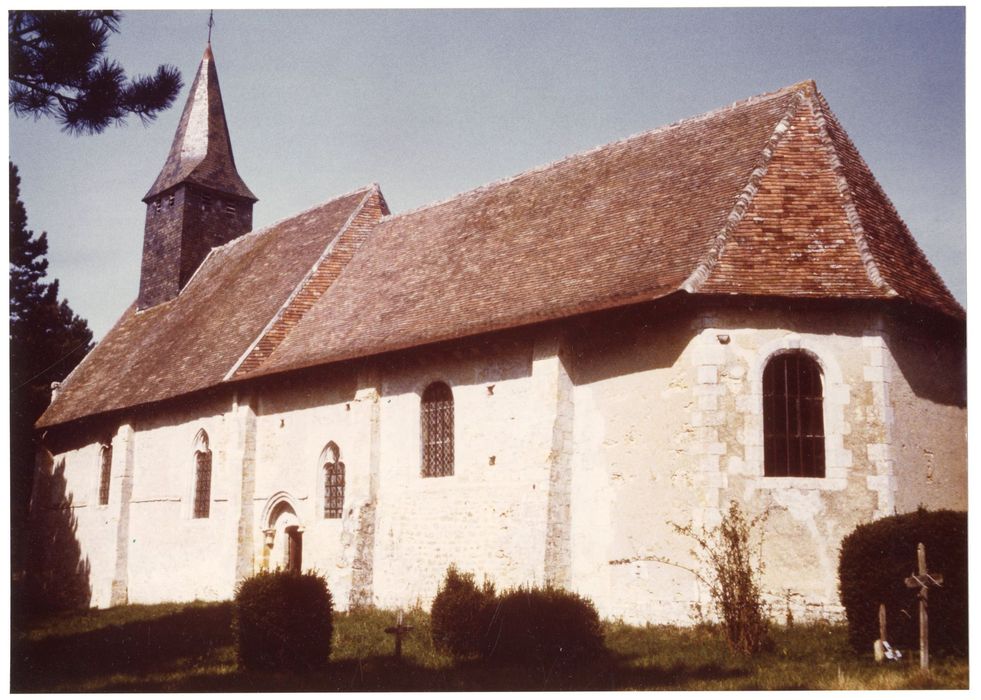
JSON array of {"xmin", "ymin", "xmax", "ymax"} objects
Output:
[{"xmin": 34, "ymin": 304, "xmax": 966, "ymax": 622}]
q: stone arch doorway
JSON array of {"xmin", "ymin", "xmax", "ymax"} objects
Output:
[{"xmin": 261, "ymin": 493, "xmax": 304, "ymax": 573}]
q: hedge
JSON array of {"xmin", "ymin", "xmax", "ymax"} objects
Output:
[
  {"xmin": 480, "ymin": 585, "xmax": 605, "ymax": 667},
  {"xmin": 838, "ymin": 509, "xmax": 967, "ymax": 655},
  {"xmin": 234, "ymin": 570, "xmax": 334, "ymax": 671},
  {"xmin": 430, "ymin": 565, "xmax": 496, "ymax": 658}
]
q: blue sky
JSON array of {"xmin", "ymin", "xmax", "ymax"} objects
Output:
[{"xmin": 8, "ymin": 7, "xmax": 966, "ymax": 339}]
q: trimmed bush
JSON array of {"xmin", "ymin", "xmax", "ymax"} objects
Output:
[
  {"xmin": 430, "ymin": 565, "xmax": 495, "ymax": 657},
  {"xmin": 838, "ymin": 509, "xmax": 967, "ymax": 655},
  {"xmin": 234, "ymin": 570, "xmax": 334, "ymax": 671},
  {"xmin": 480, "ymin": 586, "xmax": 604, "ymax": 667}
]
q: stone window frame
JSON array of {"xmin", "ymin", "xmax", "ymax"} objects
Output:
[
  {"xmin": 745, "ymin": 335, "xmax": 850, "ymax": 491},
  {"xmin": 318, "ymin": 440, "xmax": 345, "ymax": 520},
  {"xmin": 420, "ymin": 380, "xmax": 455, "ymax": 478},
  {"xmin": 188, "ymin": 428, "xmax": 213, "ymax": 519}
]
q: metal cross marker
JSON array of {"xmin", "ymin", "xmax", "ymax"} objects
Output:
[
  {"xmin": 904, "ymin": 542, "xmax": 944, "ymax": 671},
  {"xmin": 207, "ymin": 10, "xmax": 214, "ymax": 43},
  {"xmin": 384, "ymin": 609, "xmax": 414, "ymax": 660}
]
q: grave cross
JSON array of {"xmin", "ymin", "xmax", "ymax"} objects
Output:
[
  {"xmin": 384, "ymin": 609, "xmax": 414, "ymax": 660},
  {"xmin": 904, "ymin": 542, "xmax": 943, "ymax": 671}
]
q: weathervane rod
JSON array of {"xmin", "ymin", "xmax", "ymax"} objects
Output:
[{"xmin": 208, "ymin": 10, "xmax": 214, "ymax": 44}]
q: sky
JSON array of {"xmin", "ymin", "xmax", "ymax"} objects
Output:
[{"xmin": 8, "ymin": 7, "xmax": 966, "ymax": 340}]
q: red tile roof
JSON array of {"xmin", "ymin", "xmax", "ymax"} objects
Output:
[
  {"xmin": 39, "ymin": 81, "xmax": 962, "ymax": 428},
  {"xmin": 252, "ymin": 81, "xmax": 961, "ymax": 379},
  {"xmin": 37, "ymin": 187, "xmax": 379, "ymax": 428}
]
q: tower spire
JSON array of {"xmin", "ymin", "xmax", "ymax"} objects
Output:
[
  {"xmin": 142, "ymin": 43, "xmax": 256, "ymax": 203},
  {"xmin": 138, "ymin": 42, "xmax": 257, "ymax": 310}
]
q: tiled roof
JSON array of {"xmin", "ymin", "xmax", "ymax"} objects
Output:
[
  {"xmin": 39, "ymin": 81, "xmax": 962, "ymax": 428},
  {"xmin": 250, "ymin": 81, "xmax": 961, "ymax": 380},
  {"xmin": 37, "ymin": 187, "xmax": 379, "ymax": 428},
  {"xmin": 143, "ymin": 44, "xmax": 257, "ymax": 203}
]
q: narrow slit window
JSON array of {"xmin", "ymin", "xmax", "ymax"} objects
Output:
[
  {"xmin": 192, "ymin": 430, "xmax": 212, "ymax": 518},
  {"xmin": 322, "ymin": 442, "xmax": 344, "ymax": 519},
  {"xmin": 98, "ymin": 443, "xmax": 112, "ymax": 505},
  {"xmin": 421, "ymin": 382, "xmax": 454, "ymax": 477},
  {"xmin": 194, "ymin": 451, "xmax": 212, "ymax": 518},
  {"xmin": 763, "ymin": 352, "xmax": 825, "ymax": 478}
]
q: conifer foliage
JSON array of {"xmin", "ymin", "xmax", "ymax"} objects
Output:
[
  {"xmin": 9, "ymin": 11, "xmax": 182, "ymax": 135},
  {"xmin": 10, "ymin": 161, "xmax": 93, "ymax": 571}
]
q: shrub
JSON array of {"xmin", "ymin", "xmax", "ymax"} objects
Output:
[
  {"xmin": 234, "ymin": 570, "xmax": 334, "ymax": 671},
  {"xmin": 430, "ymin": 565, "xmax": 495, "ymax": 657},
  {"xmin": 480, "ymin": 586, "xmax": 604, "ymax": 667},
  {"xmin": 673, "ymin": 501, "xmax": 771, "ymax": 655},
  {"xmin": 838, "ymin": 509, "xmax": 967, "ymax": 655}
]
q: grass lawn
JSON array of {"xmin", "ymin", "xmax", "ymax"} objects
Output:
[{"xmin": 10, "ymin": 601, "xmax": 968, "ymax": 691}]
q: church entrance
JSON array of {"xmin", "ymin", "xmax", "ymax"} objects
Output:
[{"xmin": 262, "ymin": 497, "xmax": 303, "ymax": 572}]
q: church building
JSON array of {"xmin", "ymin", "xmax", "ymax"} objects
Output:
[{"xmin": 32, "ymin": 43, "xmax": 965, "ymax": 624}]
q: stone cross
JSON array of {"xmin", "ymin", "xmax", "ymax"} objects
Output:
[
  {"xmin": 904, "ymin": 542, "xmax": 943, "ymax": 671},
  {"xmin": 384, "ymin": 609, "xmax": 414, "ymax": 660}
]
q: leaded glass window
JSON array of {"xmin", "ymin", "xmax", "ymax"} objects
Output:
[
  {"xmin": 323, "ymin": 442, "xmax": 344, "ymax": 519},
  {"xmin": 421, "ymin": 382, "xmax": 454, "ymax": 477},
  {"xmin": 194, "ymin": 450, "xmax": 212, "ymax": 518}
]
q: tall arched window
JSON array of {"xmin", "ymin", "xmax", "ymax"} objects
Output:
[
  {"xmin": 98, "ymin": 443, "xmax": 112, "ymax": 505},
  {"xmin": 321, "ymin": 441, "xmax": 345, "ymax": 519},
  {"xmin": 193, "ymin": 429, "xmax": 212, "ymax": 518},
  {"xmin": 763, "ymin": 352, "xmax": 825, "ymax": 478},
  {"xmin": 421, "ymin": 381, "xmax": 454, "ymax": 477}
]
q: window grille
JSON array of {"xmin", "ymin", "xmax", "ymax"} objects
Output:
[
  {"xmin": 194, "ymin": 450, "xmax": 212, "ymax": 518},
  {"xmin": 763, "ymin": 352, "xmax": 825, "ymax": 477},
  {"xmin": 98, "ymin": 444, "xmax": 112, "ymax": 505},
  {"xmin": 322, "ymin": 442, "xmax": 344, "ymax": 519},
  {"xmin": 421, "ymin": 382, "xmax": 454, "ymax": 477}
]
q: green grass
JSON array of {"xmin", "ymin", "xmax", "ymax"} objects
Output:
[{"xmin": 10, "ymin": 603, "xmax": 968, "ymax": 691}]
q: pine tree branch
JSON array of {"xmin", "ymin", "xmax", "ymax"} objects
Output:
[{"xmin": 9, "ymin": 76, "xmax": 80, "ymax": 107}]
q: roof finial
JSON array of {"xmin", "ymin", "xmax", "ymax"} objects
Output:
[{"xmin": 207, "ymin": 10, "xmax": 214, "ymax": 44}]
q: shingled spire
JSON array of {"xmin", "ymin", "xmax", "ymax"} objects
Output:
[{"xmin": 138, "ymin": 42, "xmax": 257, "ymax": 310}]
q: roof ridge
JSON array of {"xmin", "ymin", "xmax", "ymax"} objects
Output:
[
  {"xmin": 806, "ymin": 89, "xmax": 897, "ymax": 297},
  {"xmin": 378, "ymin": 82, "xmax": 809, "ymax": 224},
  {"xmin": 682, "ymin": 84, "xmax": 807, "ymax": 293},
  {"xmin": 223, "ymin": 187, "xmax": 378, "ymax": 380}
]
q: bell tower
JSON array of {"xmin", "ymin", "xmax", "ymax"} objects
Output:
[{"xmin": 138, "ymin": 42, "xmax": 257, "ymax": 310}]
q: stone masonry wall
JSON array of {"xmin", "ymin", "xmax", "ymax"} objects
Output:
[
  {"xmin": 884, "ymin": 316, "xmax": 967, "ymax": 513},
  {"xmin": 571, "ymin": 305, "xmax": 966, "ymax": 625},
  {"xmin": 36, "ymin": 305, "xmax": 965, "ymax": 619}
]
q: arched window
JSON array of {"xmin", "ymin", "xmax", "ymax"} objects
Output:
[
  {"xmin": 193, "ymin": 430, "xmax": 212, "ymax": 518},
  {"xmin": 421, "ymin": 381, "xmax": 454, "ymax": 477},
  {"xmin": 98, "ymin": 443, "xmax": 112, "ymax": 505},
  {"xmin": 763, "ymin": 352, "xmax": 825, "ymax": 477},
  {"xmin": 321, "ymin": 441, "xmax": 344, "ymax": 519}
]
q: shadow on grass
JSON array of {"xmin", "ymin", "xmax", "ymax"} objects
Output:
[
  {"xmin": 12, "ymin": 604, "xmax": 753, "ymax": 691},
  {"xmin": 92, "ymin": 651, "xmax": 748, "ymax": 692},
  {"xmin": 11, "ymin": 603, "xmax": 234, "ymax": 691}
]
